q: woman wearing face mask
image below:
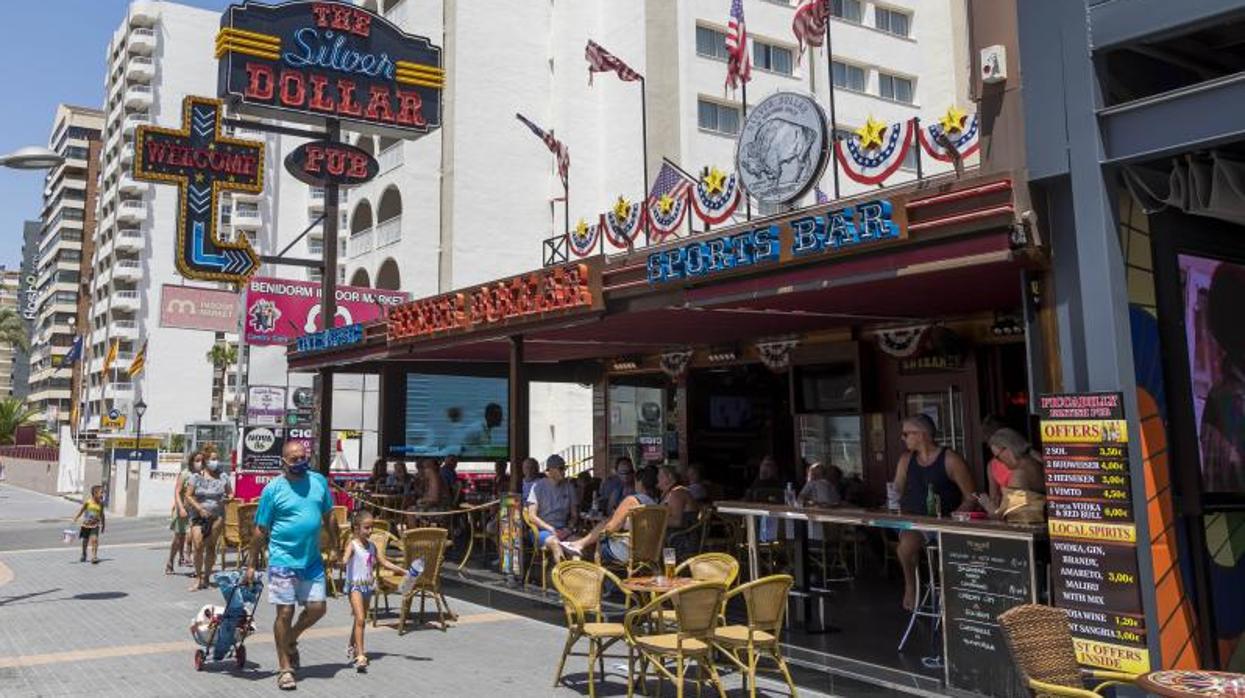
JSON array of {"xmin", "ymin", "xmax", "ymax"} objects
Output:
[
  {"xmin": 166, "ymin": 450, "xmax": 205, "ymax": 575},
  {"xmin": 183, "ymin": 453, "xmax": 232, "ymax": 590}
]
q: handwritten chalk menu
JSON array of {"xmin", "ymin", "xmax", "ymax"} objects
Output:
[
  {"xmin": 941, "ymin": 532, "xmax": 1035, "ymax": 697},
  {"xmin": 1039, "ymin": 392, "xmax": 1151, "ymax": 675}
]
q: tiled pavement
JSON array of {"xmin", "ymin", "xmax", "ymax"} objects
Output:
[{"xmin": 0, "ymin": 484, "xmax": 850, "ymax": 698}]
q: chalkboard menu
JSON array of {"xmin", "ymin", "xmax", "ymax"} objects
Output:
[
  {"xmin": 1039, "ymin": 392, "xmax": 1151, "ymax": 675},
  {"xmin": 941, "ymin": 532, "xmax": 1035, "ymax": 697}
]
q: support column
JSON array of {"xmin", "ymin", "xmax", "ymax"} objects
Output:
[
  {"xmin": 508, "ymin": 336, "xmax": 529, "ymax": 493},
  {"xmin": 317, "ymin": 368, "xmax": 334, "ymax": 474},
  {"xmin": 377, "ymin": 365, "xmax": 403, "ymax": 463}
]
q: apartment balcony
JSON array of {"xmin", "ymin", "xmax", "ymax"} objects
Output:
[
  {"xmin": 308, "ymin": 187, "xmax": 325, "ymax": 212},
  {"xmin": 126, "ymin": 56, "xmax": 155, "ymax": 81},
  {"xmin": 113, "ymin": 290, "xmax": 141, "ymax": 311},
  {"xmin": 116, "ymin": 228, "xmax": 144, "ymax": 251},
  {"xmin": 114, "ymin": 260, "xmax": 142, "ymax": 281},
  {"xmin": 118, "ymin": 174, "xmax": 147, "ymax": 195},
  {"xmin": 108, "ymin": 382, "xmax": 135, "ymax": 400},
  {"xmin": 377, "ymin": 143, "xmax": 404, "ymax": 174},
  {"xmin": 112, "ymin": 320, "xmax": 139, "ymax": 340},
  {"xmin": 375, "ymin": 216, "xmax": 402, "ymax": 249},
  {"xmin": 124, "ymin": 83, "xmax": 152, "ymax": 109},
  {"xmin": 347, "ymin": 228, "xmax": 373, "ymax": 258},
  {"xmin": 122, "ymin": 113, "xmax": 149, "ymax": 136},
  {"xmin": 233, "ymin": 204, "xmax": 261, "ymax": 229},
  {"xmin": 94, "ymin": 267, "xmax": 114, "ymax": 288},
  {"xmin": 117, "ymin": 200, "xmax": 146, "ymax": 223},
  {"xmin": 120, "ymin": 142, "xmax": 135, "ymax": 166},
  {"xmin": 127, "ymin": 27, "xmax": 156, "ymax": 55},
  {"xmin": 129, "ymin": 1, "xmax": 157, "ymax": 26}
]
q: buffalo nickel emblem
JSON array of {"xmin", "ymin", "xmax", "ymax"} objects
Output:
[{"xmin": 735, "ymin": 92, "xmax": 829, "ymax": 205}]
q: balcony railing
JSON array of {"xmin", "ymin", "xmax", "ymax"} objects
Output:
[
  {"xmin": 376, "ymin": 216, "xmax": 401, "ymax": 249},
  {"xmin": 378, "ymin": 144, "xmax": 403, "ymax": 173},
  {"xmin": 347, "ymin": 228, "xmax": 373, "ymax": 257}
]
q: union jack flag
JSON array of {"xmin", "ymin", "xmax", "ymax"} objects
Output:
[
  {"xmin": 725, "ymin": 0, "xmax": 751, "ymax": 90},
  {"xmin": 515, "ymin": 113, "xmax": 569, "ymax": 188},
  {"xmin": 792, "ymin": 0, "xmax": 829, "ymax": 64},
  {"xmin": 585, "ymin": 40, "xmax": 642, "ymax": 85}
]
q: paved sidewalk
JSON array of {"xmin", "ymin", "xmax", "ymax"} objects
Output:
[
  {"xmin": 0, "ymin": 536, "xmax": 843, "ymax": 697},
  {"xmin": 0, "ymin": 484, "xmax": 81, "ymax": 523}
]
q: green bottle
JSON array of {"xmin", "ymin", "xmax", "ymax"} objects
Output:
[{"xmin": 925, "ymin": 484, "xmax": 936, "ymax": 517}]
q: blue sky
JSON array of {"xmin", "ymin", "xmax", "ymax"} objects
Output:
[{"xmin": 0, "ymin": 0, "xmax": 237, "ymax": 269}]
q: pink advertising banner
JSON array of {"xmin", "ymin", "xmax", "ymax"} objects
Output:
[
  {"xmin": 244, "ymin": 276, "xmax": 408, "ymax": 346},
  {"xmin": 159, "ymin": 284, "xmax": 241, "ymax": 332}
]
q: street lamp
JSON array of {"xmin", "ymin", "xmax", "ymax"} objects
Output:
[
  {"xmin": 0, "ymin": 146, "xmax": 64, "ymax": 170},
  {"xmin": 134, "ymin": 399, "xmax": 147, "ymax": 445}
]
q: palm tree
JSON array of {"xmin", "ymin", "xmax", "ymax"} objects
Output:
[
  {"xmin": 205, "ymin": 338, "xmax": 239, "ymax": 422},
  {"xmin": 0, "ymin": 307, "xmax": 30, "ymax": 353},
  {"xmin": 0, "ymin": 397, "xmax": 51, "ymax": 445}
]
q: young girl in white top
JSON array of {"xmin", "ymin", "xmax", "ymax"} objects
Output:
[{"xmin": 341, "ymin": 510, "xmax": 407, "ymax": 671}]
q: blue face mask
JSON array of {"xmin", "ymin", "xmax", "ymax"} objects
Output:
[
  {"xmin": 286, "ymin": 458, "xmax": 310, "ymax": 475},
  {"xmin": 207, "ymin": 460, "xmax": 221, "ymax": 473}
]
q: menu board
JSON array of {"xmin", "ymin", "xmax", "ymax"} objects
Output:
[
  {"xmin": 941, "ymin": 532, "xmax": 1035, "ymax": 697},
  {"xmin": 1039, "ymin": 392, "xmax": 1151, "ymax": 675}
]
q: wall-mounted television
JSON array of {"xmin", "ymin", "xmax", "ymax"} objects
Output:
[
  {"xmin": 390, "ymin": 374, "xmax": 508, "ymax": 459},
  {"xmin": 795, "ymin": 362, "xmax": 860, "ymax": 414}
]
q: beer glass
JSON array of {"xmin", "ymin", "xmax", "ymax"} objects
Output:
[{"xmin": 662, "ymin": 547, "xmax": 677, "ymax": 581}]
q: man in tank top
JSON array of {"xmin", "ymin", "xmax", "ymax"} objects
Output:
[{"xmin": 893, "ymin": 414, "xmax": 976, "ymax": 611}]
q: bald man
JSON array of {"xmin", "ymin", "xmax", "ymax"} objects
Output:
[{"xmin": 245, "ymin": 441, "xmax": 339, "ymax": 690}]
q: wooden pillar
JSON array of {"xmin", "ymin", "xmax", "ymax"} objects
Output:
[
  {"xmin": 507, "ymin": 335, "xmax": 529, "ymax": 493},
  {"xmin": 317, "ymin": 368, "xmax": 334, "ymax": 474},
  {"xmin": 377, "ymin": 365, "xmax": 403, "ymax": 464}
]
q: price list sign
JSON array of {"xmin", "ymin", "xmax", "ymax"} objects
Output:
[{"xmin": 1039, "ymin": 392, "xmax": 1151, "ymax": 675}]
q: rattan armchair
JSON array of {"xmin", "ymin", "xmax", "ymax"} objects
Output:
[
  {"xmin": 598, "ymin": 505, "xmax": 668, "ymax": 578},
  {"xmin": 218, "ymin": 501, "xmax": 256, "ymax": 569},
  {"xmin": 658, "ymin": 553, "xmax": 741, "ymax": 627},
  {"xmin": 522, "ymin": 507, "xmax": 553, "ymax": 592},
  {"xmin": 998, "ymin": 604, "xmax": 1139, "ymax": 697},
  {"xmin": 551, "ymin": 560, "xmax": 634, "ymax": 698},
  {"xmin": 369, "ymin": 529, "xmax": 404, "ymax": 626},
  {"xmin": 624, "ymin": 581, "xmax": 728, "ymax": 698},
  {"xmin": 711, "ymin": 574, "xmax": 798, "ymax": 698},
  {"xmin": 397, "ymin": 527, "xmax": 455, "ymax": 634}
]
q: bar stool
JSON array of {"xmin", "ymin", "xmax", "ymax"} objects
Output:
[{"xmin": 898, "ymin": 541, "xmax": 941, "ymax": 651}]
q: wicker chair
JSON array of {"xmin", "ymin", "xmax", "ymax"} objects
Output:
[
  {"xmin": 397, "ymin": 527, "xmax": 456, "ymax": 634},
  {"xmin": 218, "ymin": 501, "xmax": 256, "ymax": 569},
  {"xmin": 711, "ymin": 575, "xmax": 798, "ymax": 698},
  {"xmin": 331, "ymin": 505, "xmax": 348, "ymax": 529},
  {"xmin": 658, "ymin": 553, "xmax": 741, "ymax": 627},
  {"xmin": 369, "ymin": 530, "xmax": 404, "ymax": 626},
  {"xmin": 624, "ymin": 581, "xmax": 728, "ymax": 698},
  {"xmin": 551, "ymin": 560, "xmax": 634, "ymax": 698},
  {"xmin": 598, "ymin": 505, "xmax": 668, "ymax": 578},
  {"xmin": 320, "ymin": 525, "xmax": 341, "ymax": 597},
  {"xmin": 522, "ymin": 507, "xmax": 553, "ymax": 592},
  {"xmin": 998, "ymin": 604, "xmax": 1139, "ymax": 697}
]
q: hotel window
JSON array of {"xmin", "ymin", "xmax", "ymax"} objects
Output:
[
  {"xmin": 874, "ymin": 7, "xmax": 911, "ymax": 37},
  {"xmin": 753, "ymin": 40, "xmax": 794, "ymax": 76},
  {"xmin": 832, "ymin": 0, "xmax": 862, "ymax": 22},
  {"xmin": 879, "ymin": 72, "xmax": 914, "ymax": 103},
  {"xmin": 832, "ymin": 61, "xmax": 866, "ymax": 92},
  {"xmin": 695, "ymin": 26, "xmax": 730, "ymax": 61},
  {"xmin": 698, "ymin": 99, "xmax": 740, "ymax": 136}
]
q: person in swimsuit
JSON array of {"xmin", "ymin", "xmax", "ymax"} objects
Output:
[
  {"xmin": 73, "ymin": 485, "xmax": 106, "ymax": 564},
  {"xmin": 340, "ymin": 510, "xmax": 408, "ymax": 671},
  {"xmin": 893, "ymin": 414, "xmax": 976, "ymax": 610}
]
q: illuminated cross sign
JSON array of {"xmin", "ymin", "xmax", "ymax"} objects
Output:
[{"xmin": 133, "ymin": 96, "xmax": 263, "ymax": 282}]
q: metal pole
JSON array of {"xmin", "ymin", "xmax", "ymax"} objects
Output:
[
  {"xmin": 825, "ymin": 15, "xmax": 841, "ymax": 199},
  {"xmin": 741, "ymin": 79, "xmax": 751, "ymax": 220},
  {"xmin": 640, "ymin": 77, "xmax": 651, "ymax": 246},
  {"xmin": 913, "ymin": 117, "xmax": 924, "ymax": 181},
  {"xmin": 317, "ymin": 118, "xmax": 341, "ymax": 474}
]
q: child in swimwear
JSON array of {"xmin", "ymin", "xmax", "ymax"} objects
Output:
[
  {"xmin": 73, "ymin": 486, "xmax": 106, "ymax": 564},
  {"xmin": 340, "ymin": 510, "xmax": 410, "ymax": 671}
]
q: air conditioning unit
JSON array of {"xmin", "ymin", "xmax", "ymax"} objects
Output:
[{"xmin": 981, "ymin": 45, "xmax": 1007, "ymax": 84}]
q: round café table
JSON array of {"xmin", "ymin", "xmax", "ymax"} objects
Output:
[
  {"xmin": 1137, "ymin": 670, "xmax": 1245, "ymax": 697},
  {"xmin": 620, "ymin": 575, "xmax": 696, "ymax": 596}
]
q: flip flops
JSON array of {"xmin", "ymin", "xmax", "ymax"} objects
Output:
[{"xmin": 277, "ymin": 670, "xmax": 296, "ymax": 690}]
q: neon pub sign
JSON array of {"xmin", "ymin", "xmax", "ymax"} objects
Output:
[
  {"xmin": 216, "ymin": 1, "xmax": 443, "ymax": 135},
  {"xmin": 646, "ymin": 198, "xmax": 906, "ymax": 284}
]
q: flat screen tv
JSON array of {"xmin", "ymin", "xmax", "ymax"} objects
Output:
[
  {"xmin": 795, "ymin": 362, "xmax": 859, "ymax": 414},
  {"xmin": 391, "ymin": 374, "xmax": 508, "ymax": 459}
]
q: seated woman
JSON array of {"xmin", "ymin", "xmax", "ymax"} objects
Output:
[
  {"xmin": 660, "ymin": 465, "xmax": 702, "ymax": 558},
  {"xmin": 365, "ymin": 458, "xmax": 388, "ymax": 492},
  {"xmin": 979, "ymin": 428, "xmax": 1046, "ymax": 523},
  {"xmin": 561, "ymin": 467, "xmax": 659, "ymax": 564},
  {"xmin": 798, "ymin": 462, "xmax": 842, "ymax": 507},
  {"xmin": 415, "ymin": 458, "xmax": 446, "ymax": 510},
  {"xmin": 682, "ymin": 463, "xmax": 711, "ymax": 504},
  {"xmin": 745, "ymin": 455, "xmax": 785, "ymax": 503}
]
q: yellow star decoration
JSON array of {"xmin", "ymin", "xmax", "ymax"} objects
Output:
[
  {"xmin": 194, "ymin": 172, "xmax": 205, "ymax": 183},
  {"xmin": 574, "ymin": 218, "xmax": 589, "ymax": 237},
  {"xmin": 856, "ymin": 116, "xmax": 889, "ymax": 150},
  {"xmin": 613, "ymin": 196, "xmax": 632, "ymax": 221},
  {"xmin": 940, "ymin": 105, "xmax": 967, "ymax": 135},
  {"xmin": 657, "ymin": 194, "xmax": 676, "ymax": 215},
  {"xmin": 703, "ymin": 166, "xmax": 727, "ymax": 196}
]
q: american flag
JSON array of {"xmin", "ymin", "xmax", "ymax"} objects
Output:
[
  {"xmin": 585, "ymin": 40, "xmax": 642, "ymax": 85},
  {"xmin": 792, "ymin": 0, "xmax": 829, "ymax": 63},
  {"xmin": 725, "ymin": 0, "xmax": 751, "ymax": 90},
  {"xmin": 515, "ymin": 113, "xmax": 569, "ymax": 188},
  {"xmin": 649, "ymin": 161, "xmax": 695, "ymax": 208}
]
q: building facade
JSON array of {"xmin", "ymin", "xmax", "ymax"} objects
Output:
[
  {"xmin": 0, "ymin": 270, "xmax": 24, "ymax": 398},
  {"xmin": 14, "ymin": 221, "xmax": 41, "ymax": 401},
  {"xmin": 28, "ymin": 105, "xmax": 104, "ymax": 428}
]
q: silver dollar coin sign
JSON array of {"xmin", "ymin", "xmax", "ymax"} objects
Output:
[{"xmin": 735, "ymin": 92, "xmax": 830, "ymax": 206}]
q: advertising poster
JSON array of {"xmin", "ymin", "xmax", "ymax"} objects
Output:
[
  {"xmin": 159, "ymin": 285, "xmax": 240, "ymax": 332},
  {"xmin": 246, "ymin": 385, "xmax": 286, "ymax": 426},
  {"xmin": 244, "ymin": 277, "xmax": 407, "ymax": 346},
  {"xmin": 242, "ymin": 425, "xmax": 284, "ymax": 470},
  {"xmin": 1039, "ymin": 392, "xmax": 1150, "ymax": 675}
]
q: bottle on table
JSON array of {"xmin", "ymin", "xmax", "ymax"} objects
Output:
[
  {"xmin": 925, "ymin": 484, "xmax": 937, "ymax": 517},
  {"xmin": 784, "ymin": 482, "xmax": 797, "ymax": 507}
]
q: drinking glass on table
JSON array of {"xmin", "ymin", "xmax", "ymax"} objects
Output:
[{"xmin": 662, "ymin": 547, "xmax": 677, "ymax": 582}]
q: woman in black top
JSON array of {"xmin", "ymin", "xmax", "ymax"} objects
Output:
[{"xmin": 893, "ymin": 414, "xmax": 976, "ymax": 610}]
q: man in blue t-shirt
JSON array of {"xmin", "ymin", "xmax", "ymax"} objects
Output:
[{"xmin": 244, "ymin": 441, "xmax": 338, "ymax": 691}]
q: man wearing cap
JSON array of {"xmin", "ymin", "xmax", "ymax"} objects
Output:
[{"xmin": 525, "ymin": 454, "xmax": 579, "ymax": 562}]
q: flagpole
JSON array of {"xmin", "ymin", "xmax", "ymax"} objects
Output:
[
  {"xmin": 741, "ymin": 79, "xmax": 751, "ymax": 220},
  {"xmin": 825, "ymin": 12, "xmax": 841, "ymax": 199},
  {"xmin": 639, "ymin": 77, "xmax": 651, "ymax": 246}
]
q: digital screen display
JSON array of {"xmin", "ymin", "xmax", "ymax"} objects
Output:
[
  {"xmin": 393, "ymin": 374, "xmax": 508, "ymax": 459},
  {"xmin": 1179, "ymin": 254, "xmax": 1245, "ymax": 493}
]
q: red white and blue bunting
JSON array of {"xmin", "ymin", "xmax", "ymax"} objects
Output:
[
  {"xmin": 569, "ymin": 216, "xmax": 601, "ymax": 257},
  {"xmin": 604, "ymin": 196, "xmax": 643, "ymax": 249},
  {"xmin": 690, "ymin": 166, "xmax": 741, "ymax": 225},
  {"xmin": 835, "ymin": 116, "xmax": 914, "ymax": 186},
  {"xmin": 918, "ymin": 107, "xmax": 980, "ymax": 162},
  {"xmin": 646, "ymin": 189, "xmax": 689, "ymax": 241}
]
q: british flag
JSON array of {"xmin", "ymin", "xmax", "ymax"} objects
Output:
[
  {"xmin": 515, "ymin": 113, "xmax": 569, "ymax": 188},
  {"xmin": 586, "ymin": 40, "xmax": 642, "ymax": 85},
  {"xmin": 725, "ymin": 0, "xmax": 751, "ymax": 90},
  {"xmin": 792, "ymin": 0, "xmax": 829, "ymax": 64},
  {"xmin": 646, "ymin": 161, "xmax": 695, "ymax": 239}
]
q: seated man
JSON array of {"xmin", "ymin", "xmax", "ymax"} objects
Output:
[
  {"xmin": 525, "ymin": 455, "xmax": 578, "ymax": 563},
  {"xmin": 598, "ymin": 457, "xmax": 635, "ymax": 515},
  {"xmin": 799, "ymin": 462, "xmax": 842, "ymax": 507}
]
